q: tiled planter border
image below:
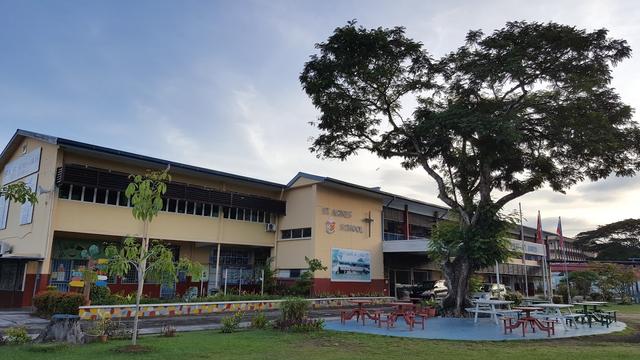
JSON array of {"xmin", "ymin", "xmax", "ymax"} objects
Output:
[{"xmin": 79, "ymin": 296, "xmax": 395, "ymax": 320}]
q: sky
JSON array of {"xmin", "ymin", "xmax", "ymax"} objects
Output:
[{"xmin": 1, "ymin": 0, "xmax": 639, "ymax": 236}]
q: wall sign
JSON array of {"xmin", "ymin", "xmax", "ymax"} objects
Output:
[
  {"xmin": 330, "ymin": 248, "xmax": 371, "ymax": 282},
  {"xmin": 2, "ymin": 147, "xmax": 41, "ymax": 185},
  {"xmin": 19, "ymin": 173, "xmax": 38, "ymax": 225}
]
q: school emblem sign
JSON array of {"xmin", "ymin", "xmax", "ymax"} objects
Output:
[{"xmin": 325, "ymin": 217, "xmax": 336, "ymax": 234}]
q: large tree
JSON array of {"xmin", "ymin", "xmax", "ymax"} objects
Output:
[
  {"xmin": 575, "ymin": 218, "xmax": 640, "ymax": 260},
  {"xmin": 300, "ymin": 21, "xmax": 640, "ymax": 315}
]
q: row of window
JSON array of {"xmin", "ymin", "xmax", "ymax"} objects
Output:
[
  {"xmin": 222, "ymin": 206, "xmax": 272, "ymax": 224},
  {"xmin": 281, "ymin": 227, "xmax": 312, "ymax": 240},
  {"xmin": 58, "ymin": 184, "xmax": 274, "ymax": 224}
]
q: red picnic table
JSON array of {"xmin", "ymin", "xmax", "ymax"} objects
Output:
[
  {"xmin": 503, "ymin": 306, "xmax": 556, "ymax": 337},
  {"xmin": 383, "ymin": 302, "xmax": 424, "ymax": 330},
  {"xmin": 340, "ymin": 300, "xmax": 378, "ymax": 325}
]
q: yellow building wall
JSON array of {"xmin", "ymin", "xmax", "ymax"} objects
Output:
[
  {"xmin": 53, "ymin": 200, "xmax": 275, "ymax": 247},
  {"xmin": 313, "ymin": 186, "xmax": 384, "ymax": 280},
  {"xmin": 0, "ymin": 137, "xmax": 59, "ymax": 273},
  {"xmin": 275, "ymin": 185, "xmax": 316, "ymax": 269}
]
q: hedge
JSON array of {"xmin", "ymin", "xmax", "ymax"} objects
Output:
[{"xmin": 33, "ymin": 291, "xmax": 84, "ymax": 317}]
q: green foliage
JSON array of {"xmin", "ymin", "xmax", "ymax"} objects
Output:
[
  {"xmin": 575, "ymin": 218, "xmax": 640, "ymax": 260},
  {"xmin": 280, "ymin": 297, "xmax": 309, "ymax": 323},
  {"xmin": 556, "ymin": 283, "xmax": 570, "ymax": 304},
  {"xmin": 503, "ymin": 292, "xmax": 524, "ymax": 306},
  {"xmin": 289, "ymin": 257, "xmax": 327, "ymax": 296},
  {"xmin": 468, "ymin": 274, "xmax": 484, "ymax": 293},
  {"xmin": 300, "ymin": 20, "xmax": 639, "ymax": 314},
  {"xmin": 220, "ymin": 311, "xmax": 244, "ymax": 333},
  {"xmin": 552, "ymin": 294, "xmax": 564, "ymax": 304},
  {"xmin": 5, "ymin": 326, "xmax": 30, "ymax": 345},
  {"xmin": 429, "ymin": 212, "xmax": 517, "ymax": 269},
  {"xmin": 125, "ymin": 170, "xmax": 170, "ymax": 222},
  {"xmin": 250, "ymin": 311, "xmax": 269, "ymax": 329},
  {"xmin": 86, "ymin": 317, "xmax": 113, "ymax": 336},
  {"xmin": 274, "ymin": 297, "xmax": 322, "ymax": 332},
  {"xmin": 260, "ymin": 258, "xmax": 278, "ymax": 294},
  {"xmin": 105, "ymin": 237, "xmax": 201, "ymax": 286},
  {"xmin": 0, "ymin": 182, "xmax": 37, "ymax": 205},
  {"xmin": 592, "ymin": 263, "xmax": 636, "ymax": 302},
  {"xmin": 568, "ymin": 271, "xmax": 599, "ymax": 297},
  {"xmin": 33, "ymin": 291, "xmax": 84, "ymax": 317},
  {"xmin": 89, "ymin": 285, "xmax": 113, "ymax": 305}
]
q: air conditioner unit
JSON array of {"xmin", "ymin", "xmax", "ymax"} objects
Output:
[
  {"xmin": 265, "ymin": 223, "xmax": 277, "ymax": 232},
  {"xmin": 0, "ymin": 241, "xmax": 11, "ymax": 256}
]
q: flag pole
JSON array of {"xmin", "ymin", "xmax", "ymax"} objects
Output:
[
  {"xmin": 559, "ymin": 216, "xmax": 572, "ymax": 304},
  {"xmin": 519, "ymin": 203, "xmax": 529, "ymax": 297}
]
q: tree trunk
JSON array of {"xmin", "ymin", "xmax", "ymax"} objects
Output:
[
  {"xmin": 131, "ymin": 221, "xmax": 149, "ymax": 346},
  {"xmin": 441, "ymin": 256, "xmax": 473, "ymax": 317}
]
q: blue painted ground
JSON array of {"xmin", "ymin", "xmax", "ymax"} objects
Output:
[{"xmin": 323, "ymin": 317, "xmax": 626, "ymax": 341}]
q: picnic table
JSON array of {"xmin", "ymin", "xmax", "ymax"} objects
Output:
[
  {"xmin": 384, "ymin": 302, "xmax": 422, "ymax": 330},
  {"xmin": 535, "ymin": 303, "xmax": 579, "ymax": 330},
  {"xmin": 340, "ymin": 300, "xmax": 377, "ymax": 325},
  {"xmin": 466, "ymin": 299, "xmax": 517, "ymax": 325},
  {"xmin": 505, "ymin": 306, "xmax": 556, "ymax": 337},
  {"xmin": 573, "ymin": 301, "xmax": 614, "ymax": 328}
]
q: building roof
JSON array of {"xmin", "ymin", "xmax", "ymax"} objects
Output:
[
  {"xmin": 1, "ymin": 129, "xmax": 573, "ymax": 238},
  {"xmin": 2, "ymin": 129, "xmax": 287, "ymax": 191}
]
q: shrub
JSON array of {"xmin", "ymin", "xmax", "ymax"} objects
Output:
[
  {"xmin": 504, "ymin": 291, "xmax": 523, "ymax": 306},
  {"xmin": 5, "ymin": 326, "xmax": 30, "ymax": 345},
  {"xmin": 589, "ymin": 292, "xmax": 604, "ymax": 301},
  {"xmin": 86, "ymin": 317, "xmax": 113, "ymax": 336},
  {"xmin": 160, "ymin": 323, "xmax": 177, "ymax": 337},
  {"xmin": 220, "ymin": 311, "xmax": 243, "ymax": 333},
  {"xmin": 280, "ymin": 297, "xmax": 308, "ymax": 323},
  {"xmin": 33, "ymin": 291, "xmax": 84, "ymax": 317},
  {"xmin": 290, "ymin": 318, "xmax": 324, "ymax": 332},
  {"xmin": 90, "ymin": 285, "xmax": 114, "ymax": 305},
  {"xmin": 250, "ymin": 311, "xmax": 269, "ymax": 329},
  {"xmin": 552, "ymin": 295, "xmax": 564, "ymax": 304}
]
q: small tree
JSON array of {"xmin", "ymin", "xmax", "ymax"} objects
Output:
[
  {"xmin": 105, "ymin": 169, "xmax": 201, "ymax": 345},
  {"xmin": 1, "ymin": 182, "xmax": 37, "ymax": 204},
  {"xmin": 592, "ymin": 263, "xmax": 636, "ymax": 302},
  {"xmin": 106, "ymin": 238, "xmax": 202, "ymax": 344},
  {"xmin": 290, "ymin": 257, "xmax": 327, "ymax": 296},
  {"xmin": 568, "ymin": 270, "xmax": 598, "ymax": 298}
]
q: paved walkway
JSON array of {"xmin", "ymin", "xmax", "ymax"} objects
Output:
[{"xmin": 325, "ymin": 317, "xmax": 627, "ymax": 341}]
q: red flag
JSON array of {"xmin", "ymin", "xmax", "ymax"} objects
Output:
[
  {"xmin": 556, "ymin": 216, "xmax": 564, "ymax": 249},
  {"xmin": 536, "ymin": 211, "xmax": 543, "ymax": 244}
]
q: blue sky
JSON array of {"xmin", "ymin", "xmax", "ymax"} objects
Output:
[{"xmin": 1, "ymin": 0, "xmax": 639, "ymax": 235}]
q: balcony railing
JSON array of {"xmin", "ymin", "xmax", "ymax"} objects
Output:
[{"xmin": 383, "ymin": 232, "xmax": 429, "ymax": 241}]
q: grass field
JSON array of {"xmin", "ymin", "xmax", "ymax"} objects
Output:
[
  {"xmin": 2, "ymin": 328, "xmax": 639, "ymax": 360},
  {"xmin": 2, "ymin": 304, "xmax": 639, "ymax": 360}
]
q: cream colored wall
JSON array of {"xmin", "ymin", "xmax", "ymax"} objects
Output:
[
  {"xmin": 313, "ymin": 186, "xmax": 384, "ymax": 280},
  {"xmin": 53, "ymin": 200, "xmax": 275, "ymax": 247},
  {"xmin": 0, "ymin": 138, "xmax": 59, "ymax": 272},
  {"xmin": 275, "ymin": 185, "xmax": 316, "ymax": 269}
]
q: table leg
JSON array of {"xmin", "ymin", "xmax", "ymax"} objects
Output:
[{"xmin": 474, "ymin": 303, "xmax": 479, "ymax": 323}]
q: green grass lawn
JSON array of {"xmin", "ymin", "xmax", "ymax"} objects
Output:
[
  {"xmin": 2, "ymin": 329, "xmax": 639, "ymax": 360},
  {"xmin": 601, "ymin": 303, "xmax": 640, "ymax": 314}
]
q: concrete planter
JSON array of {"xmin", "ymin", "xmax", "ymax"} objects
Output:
[{"xmin": 79, "ymin": 296, "xmax": 394, "ymax": 320}]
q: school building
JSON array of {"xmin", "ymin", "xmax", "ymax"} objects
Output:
[{"xmin": 0, "ymin": 130, "xmax": 569, "ymax": 307}]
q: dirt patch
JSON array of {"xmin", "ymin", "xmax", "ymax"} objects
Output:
[{"xmin": 112, "ymin": 344, "xmax": 153, "ymax": 353}]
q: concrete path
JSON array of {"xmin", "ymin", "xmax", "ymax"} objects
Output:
[{"xmin": 0, "ymin": 310, "xmax": 49, "ymax": 335}]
